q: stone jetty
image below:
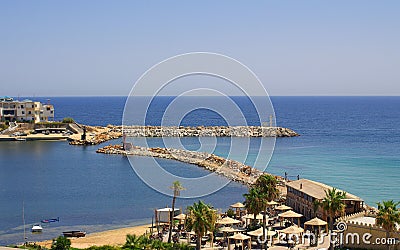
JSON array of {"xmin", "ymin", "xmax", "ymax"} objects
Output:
[
  {"xmin": 122, "ymin": 125, "xmax": 299, "ymax": 137},
  {"xmin": 97, "ymin": 144, "xmax": 277, "ymax": 186},
  {"xmin": 70, "ymin": 125, "xmax": 299, "ymax": 146}
]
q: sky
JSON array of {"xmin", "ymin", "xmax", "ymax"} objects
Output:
[{"xmin": 0, "ymin": 1, "xmax": 399, "ymax": 96}]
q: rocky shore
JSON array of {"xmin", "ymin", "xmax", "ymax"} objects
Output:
[
  {"xmin": 122, "ymin": 125, "xmax": 299, "ymax": 137},
  {"xmin": 96, "ymin": 144, "xmax": 283, "ymax": 186},
  {"xmin": 69, "ymin": 126, "xmax": 122, "ymax": 145}
]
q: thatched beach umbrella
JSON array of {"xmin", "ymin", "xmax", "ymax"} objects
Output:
[
  {"xmin": 279, "ymin": 225, "xmax": 304, "ymax": 234},
  {"xmin": 304, "ymin": 217, "xmax": 328, "ymax": 235},
  {"xmin": 228, "ymin": 233, "xmax": 251, "ymax": 250},
  {"xmin": 266, "ymin": 200, "xmax": 279, "ymax": 206},
  {"xmin": 173, "ymin": 213, "xmax": 187, "ymax": 228},
  {"xmin": 279, "ymin": 225, "xmax": 304, "ymax": 248},
  {"xmin": 216, "ymin": 217, "xmax": 241, "ymax": 225},
  {"xmin": 247, "ymin": 227, "xmax": 277, "ymax": 237},
  {"xmin": 230, "ymin": 202, "xmax": 245, "ymax": 218},
  {"xmin": 173, "ymin": 213, "xmax": 187, "ymax": 220},
  {"xmin": 242, "ymin": 213, "xmax": 265, "ymax": 227},
  {"xmin": 278, "ymin": 210, "xmax": 303, "ymax": 226},
  {"xmin": 219, "ymin": 226, "xmax": 239, "ymax": 233},
  {"xmin": 243, "ymin": 213, "xmax": 264, "ymax": 220},
  {"xmin": 247, "ymin": 227, "xmax": 276, "ymax": 248},
  {"xmin": 275, "ymin": 204, "xmax": 292, "ymax": 211}
]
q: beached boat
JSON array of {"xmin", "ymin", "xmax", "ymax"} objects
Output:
[
  {"xmin": 31, "ymin": 224, "xmax": 43, "ymax": 233},
  {"xmin": 62, "ymin": 231, "xmax": 86, "ymax": 237},
  {"xmin": 41, "ymin": 217, "xmax": 59, "ymax": 223}
]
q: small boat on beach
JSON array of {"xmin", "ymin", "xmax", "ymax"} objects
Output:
[
  {"xmin": 62, "ymin": 230, "xmax": 86, "ymax": 238},
  {"xmin": 31, "ymin": 224, "xmax": 43, "ymax": 233},
  {"xmin": 41, "ymin": 217, "xmax": 59, "ymax": 223}
]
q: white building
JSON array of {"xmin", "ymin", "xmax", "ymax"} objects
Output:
[{"xmin": 0, "ymin": 97, "xmax": 54, "ymax": 123}]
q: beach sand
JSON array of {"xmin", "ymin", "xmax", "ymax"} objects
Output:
[{"xmin": 37, "ymin": 224, "xmax": 152, "ymax": 249}]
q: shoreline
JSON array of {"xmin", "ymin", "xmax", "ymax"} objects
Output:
[{"xmin": 36, "ymin": 224, "xmax": 153, "ymax": 249}]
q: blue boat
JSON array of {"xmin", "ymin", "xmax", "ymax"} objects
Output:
[{"xmin": 41, "ymin": 217, "xmax": 59, "ymax": 223}]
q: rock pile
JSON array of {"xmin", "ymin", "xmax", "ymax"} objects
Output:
[
  {"xmin": 122, "ymin": 125, "xmax": 299, "ymax": 137},
  {"xmin": 96, "ymin": 144, "xmax": 267, "ymax": 186},
  {"xmin": 69, "ymin": 129, "xmax": 122, "ymax": 145}
]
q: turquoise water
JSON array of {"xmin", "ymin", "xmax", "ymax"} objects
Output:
[{"xmin": 0, "ymin": 96, "xmax": 399, "ymax": 245}]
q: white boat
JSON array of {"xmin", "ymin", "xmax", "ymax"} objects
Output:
[{"xmin": 31, "ymin": 224, "xmax": 43, "ymax": 233}]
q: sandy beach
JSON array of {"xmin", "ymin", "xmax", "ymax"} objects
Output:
[{"xmin": 37, "ymin": 224, "xmax": 152, "ymax": 249}]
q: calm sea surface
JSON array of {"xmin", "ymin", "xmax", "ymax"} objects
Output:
[{"xmin": 0, "ymin": 96, "xmax": 399, "ymax": 245}]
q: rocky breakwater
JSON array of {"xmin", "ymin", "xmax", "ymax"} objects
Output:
[
  {"xmin": 122, "ymin": 125, "xmax": 299, "ymax": 137},
  {"xmin": 96, "ymin": 144, "xmax": 267, "ymax": 186}
]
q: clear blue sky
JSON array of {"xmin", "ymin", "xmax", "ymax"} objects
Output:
[{"xmin": 0, "ymin": 1, "xmax": 399, "ymax": 96}]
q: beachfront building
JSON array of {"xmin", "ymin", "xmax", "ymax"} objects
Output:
[
  {"xmin": 286, "ymin": 179, "xmax": 364, "ymax": 223},
  {"xmin": 0, "ymin": 97, "xmax": 54, "ymax": 123}
]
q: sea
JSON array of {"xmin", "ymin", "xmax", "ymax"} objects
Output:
[{"xmin": 0, "ymin": 96, "xmax": 399, "ymax": 245}]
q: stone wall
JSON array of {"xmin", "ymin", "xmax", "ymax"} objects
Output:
[
  {"xmin": 336, "ymin": 214, "xmax": 400, "ymax": 250},
  {"xmin": 122, "ymin": 126, "xmax": 299, "ymax": 137}
]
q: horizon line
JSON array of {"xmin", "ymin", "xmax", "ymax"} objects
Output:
[{"xmin": 6, "ymin": 95, "xmax": 400, "ymax": 98}]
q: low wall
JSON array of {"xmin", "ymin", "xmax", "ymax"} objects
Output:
[{"xmin": 337, "ymin": 215, "xmax": 400, "ymax": 250}]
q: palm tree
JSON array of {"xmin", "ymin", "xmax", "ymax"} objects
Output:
[
  {"xmin": 376, "ymin": 200, "xmax": 400, "ymax": 250},
  {"xmin": 185, "ymin": 200, "xmax": 217, "ymax": 250},
  {"xmin": 124, "ymin": 234, "xmax": 146, "ymax": 249},
  {"xmin": 243, "ymin": 187, "xmax": 266, "ymax": 226},
  {"xmin": 168, "ymin": 181, "xmax": 185, "ymax": 243},
  {"xmin": 254, "ymin": 174, "xmax": 280, "ymax": 201},
  {"xmin": 254, "ymin": 174, "xmax": 279, "ymax": 249},
  {"xmin": 321, "ymin": 188, "xmax": 346, "ymax": 229},
  {"xmin": 321, "ymin": 188, "xmax": 346, "ymax": 250}
]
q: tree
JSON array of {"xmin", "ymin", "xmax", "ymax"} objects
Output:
[
  {"xmin": 51, "ymin": 236, "xmax": 71, "ymax": 250},
  {"xmin": 254, "ymin": 174, "xmax": 279, "ymax": 249},
  {"xmin": 244, "ymin": 187, "xmax": 266, "ymax": 227},
  {"xmin": 185, "ymin": 201, "xmax": 217, "ymax": 250},
  {"xmin": 376, "ymin": 200, "xmax": 400, "ymax": 250},
  {"xmin": 313, "ymin": 199, "xmax": 321, "ymax": 217},
  {"xmin": 168, "ymin": 181, "xmax": 185, "ymax": 243},
  {"xmin": 254, "ymin": 174, "xmax": 279, "ymax": 201},
  {"xmin": 321, "ymin": 188, "xmax": 346, "ymax": 250}
]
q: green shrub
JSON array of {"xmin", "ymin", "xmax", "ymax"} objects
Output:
[
  {"xmin": 0, "ymin": 123, "xmax": 9, "ymax": 131},
  {"xmin": 51, "ymin": 236, "xmax": 71, "ymax": 250},
  {"xmin": 85, "ymin": 246, "xmax": 120, "ymax": 250},
  {"xmin": 226, "ymin": 208, "xmax": 235, "ymax": 218},
  {"xmin": 123, "ymin": 234, "xmax": 194, "ymax": 250},
  {"xmin": 62, "ymin": 117, "xmax": 75, "ymax": 124}
]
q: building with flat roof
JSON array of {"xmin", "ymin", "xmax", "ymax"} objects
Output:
[
  {"xmin": 0, "ymin": 97, "xmax": 54, "ymax": 123},
  {"xmin": 286, "ymin": 179, "xmax": 364, "ymax": 223}
]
